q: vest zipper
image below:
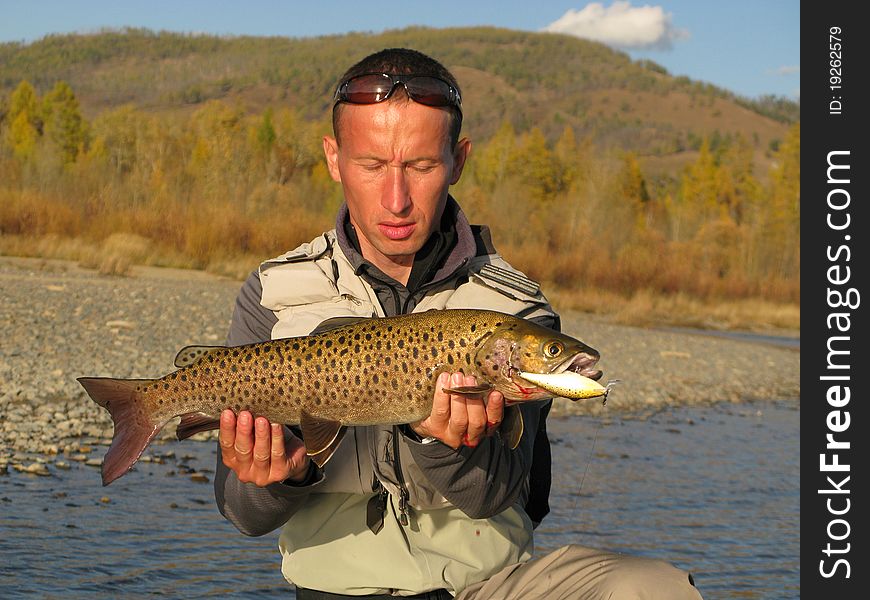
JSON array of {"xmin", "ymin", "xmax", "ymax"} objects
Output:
[{"xmin": 393, "ymin": 426, "xmax": 410, "ymax": 526}]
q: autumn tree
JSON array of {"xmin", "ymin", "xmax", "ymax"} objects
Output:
[{"xmin": 42, "ymin": 81, "xmax": 88, "ymax": 163}]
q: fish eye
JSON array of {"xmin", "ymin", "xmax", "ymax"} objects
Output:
[{"xmin": 544, "ymin": 341, "xmax": 564, "ymax": 358}]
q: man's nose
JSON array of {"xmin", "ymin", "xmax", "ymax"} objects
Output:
[{"xmin": 382, "ymin": 165, "xmax": 411, "ymax": 214}]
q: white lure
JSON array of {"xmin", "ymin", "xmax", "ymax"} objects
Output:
[{"xmin": 518, "ymin": 371, "xmax": 619, "ymax": 402}]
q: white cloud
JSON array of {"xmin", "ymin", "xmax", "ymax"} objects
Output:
[
  {"xmin": 542, "ymin": 1, "xmax": 689, "ymax": 50},
  {"xmin": 772, "ymin": 65, "xmax": 800, "ymax": 76}
]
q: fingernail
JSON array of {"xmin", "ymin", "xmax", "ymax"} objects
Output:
[
  {"xmin": 487, "ymin": 421, "xmax": 498, "ymax": 429},
  {"xmin": 239, "ymin": 413, "xmax": 250, "ymax": 425}
]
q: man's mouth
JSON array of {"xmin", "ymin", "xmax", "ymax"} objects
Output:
[{"xmin": 379, "ymin": 222, "xmax": 416, "ymax": 240}]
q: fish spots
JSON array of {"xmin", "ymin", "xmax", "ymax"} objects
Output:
[
  {"xmin": 431, "ymin": 347, "xmax": 439, "ymax": 359},
  {"xmin": 170, "ymin": 373, "xmax": 178, "ymax": 380},
  {"xmin": 325, "ymin": 340, "xmax": 333, "ymax": 349},
  {"xmin": 470, "ymin": 324, "xmax": 477, "ymax": 333},
  {"xmin": 412, "ymin": 348, "xmax": 419, "ymax": 359},
  {"xmin": 245, "ymin": 353, "xmax": 253, "ymax": 362},
  {"xmin": 384, "ymin": 357, "xmax": 392, "ymax": 366},
  {"xmin": 338, "ymin": 336, "xmax": 346, "ymax": 345},
  {"xmin": 163, "ymin": 383, "xmax": 170, "ymax": 390},
  {"xmin": 372, "ymin": 374, "xmax": 380, "ymax": 384},
  {"xmin": 422, "ymin": 332, "xmax": 430, "ymax": 342},
  {"xmin": 296, "ymin": 358, "xmax": 303, "ymax": 367},
  {"xmin": 293, "ymin": 342, "xmax": 300, "ymax": 351},
  {"xmin": 391, "ymin": 378, "xmax": 399, "ymax": 390},
  {"xmin": 398, "ymin": 340, "xmax": 405, "ymax": 349},
  {"xmin": 448, "ymin": 339, "xmax": 455, "ymax": 349},
  {"xmin": 447, "ymin": 354, "xmax": 454, "ymax": 365},
  {"xmin": 437, "ymin": 331, "xmax": 444, "ymax": 342},
  {"xmin": 402, "ymin": 362, "xmax": 409, "ymax": 374}
]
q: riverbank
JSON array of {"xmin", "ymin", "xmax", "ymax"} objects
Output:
[{"xmin": 0, "ymin": 256, "xmax": 800, "ymax": 475}]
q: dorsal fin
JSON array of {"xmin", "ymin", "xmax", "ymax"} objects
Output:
[
  {"xmin": 173, "ymin": 345, "xmax": 226, "ymax": 368},
  {"xmin": 310, "ymin": 316, "xmax": 370, "ymax": 335}
]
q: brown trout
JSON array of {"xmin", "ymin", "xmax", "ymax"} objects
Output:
[{"xmin": 78, "ymin": 309, "xmax": 602, "ymax": 485}]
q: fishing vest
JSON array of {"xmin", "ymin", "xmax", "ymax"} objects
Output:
[{"xmin": 259, "ymin": 229, "xmax": 557, "ymax": 595}]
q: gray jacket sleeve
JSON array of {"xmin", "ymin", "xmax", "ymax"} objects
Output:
[
  {"xmin": 214, "ymin": 270, "xmax": 323, "ymax": 537},
  {"xmin": 403, "ymin": 313, "xmax": 558, "ymax": 520}
]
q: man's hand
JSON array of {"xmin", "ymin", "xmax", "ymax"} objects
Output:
[
  {"xmin": 410, "ymin": 372, "xmax": 505, "ymax": 449},
  {"xmin": 219, "ymin": 409, "xmax": 311, "ymax": 486}
]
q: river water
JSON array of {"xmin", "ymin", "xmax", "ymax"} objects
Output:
[{"xmin": 0, "ymin": 400, "xmax": 799, "ymax": 599}]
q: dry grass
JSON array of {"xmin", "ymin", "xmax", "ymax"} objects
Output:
[{"xmin": 547, "ymin": 285, "xmax": 799, "ymax": 332}]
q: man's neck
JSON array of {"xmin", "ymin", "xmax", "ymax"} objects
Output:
[{"xmin": 355, "ymin": 236, "xmax": 414, "ymax": 286}]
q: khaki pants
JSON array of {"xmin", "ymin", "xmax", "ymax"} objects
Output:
[{"xmin": 455, "ymin": 545, "xmax": 703, "ymax": 600}]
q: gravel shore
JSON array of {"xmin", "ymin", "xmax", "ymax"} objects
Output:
[{"xmin": 0, "ymin": 256, "xmax": 800, "ymax": 475}]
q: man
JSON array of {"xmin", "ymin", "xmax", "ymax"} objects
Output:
[{"xmin": 214, "ymin": 48, "xmax": 702, "ymax": 600}]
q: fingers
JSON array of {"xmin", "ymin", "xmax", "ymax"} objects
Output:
[
  {"xmin": 219, "ymin": 410, "xmax": 300, "ymax": 486},
  {"xmin": 430, "ymin": 372, "xmax": 452, "ymax": 428},
  {"xmin": 457, "ymin": 374, "xmax": 486, "ymax": 447},
  {"xmin": 484, "ymin": 390, "xmax": 505, "ymax": 436},
  {"xmin": 219, "ymin": 409, "xmax": 237, "ymax": 460}
]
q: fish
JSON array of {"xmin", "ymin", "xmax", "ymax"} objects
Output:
[{"xmin": 77, "ymin": 308, "xmax": 602, "ymax": 485}]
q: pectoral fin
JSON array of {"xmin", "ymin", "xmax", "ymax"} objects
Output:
[
  {"xmin": 442, "ymin": 384, "xmax": 494, "ymax": 397},
  {"xmin": 501, "ymin": 405, "xmax": 524, "ymax": 450},
  {"xmin": 300, "ymin": 410, "xmax": 347, "ymax": 468}
]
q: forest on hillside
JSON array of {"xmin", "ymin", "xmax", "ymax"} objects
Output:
[{"xmin": 0, "ymin": 75, "xmax": 800, "ymax": 309}]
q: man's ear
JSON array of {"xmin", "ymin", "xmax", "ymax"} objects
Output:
[
  {"xmin": 323, "ymin": 135, "xmax": 341, "ymax": 182},
  {"xmin": 449, "ymin": 137, "xmax": 472, "ymax": 185}
]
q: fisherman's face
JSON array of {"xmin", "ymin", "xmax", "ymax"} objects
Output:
[{"xmin": 323, "ymin": 99, "xmax": 470, "ymax": 274}]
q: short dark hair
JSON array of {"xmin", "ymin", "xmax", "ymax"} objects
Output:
[{"xmin": 332, "ymin": 48, "xmax": 463, "ymax": 148}]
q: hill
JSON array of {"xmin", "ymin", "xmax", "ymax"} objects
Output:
[
  {"xmin": 0, "ymin": 27, "xmax": 800, "ymax": 330},
  {"xmin": 0, "ymin": 26, "xmax": 797, "ymax": 176}
]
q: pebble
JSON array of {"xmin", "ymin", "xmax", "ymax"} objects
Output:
[{"xmin": 0, "ymin": 256, "xmax": 800, "ymax": 474}]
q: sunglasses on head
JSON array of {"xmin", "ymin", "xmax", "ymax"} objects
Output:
[{"xmin": 333, "ymin": 73, "xmax": 462, "ymax": 112}]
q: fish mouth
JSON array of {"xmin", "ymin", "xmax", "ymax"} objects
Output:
[{"xmin": 555, "ymin": 352, "xmax": 603, "ymax": 381}]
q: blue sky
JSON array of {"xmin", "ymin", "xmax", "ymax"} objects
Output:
[{"xmin": 0, "ymin": 1, "xmax": 799, "ymax": 100}]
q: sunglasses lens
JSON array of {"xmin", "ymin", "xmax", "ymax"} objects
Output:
[
  {"xmin": 343, "ymin": 74, "xmax": 395, "ymax": 103},
  {"xmin": 404, "ymin": 77, "xmax": 455, "ymax": 107},
  {"xmin": 337, "ymin": 74, "xmax": 460, "ymax": 110}
]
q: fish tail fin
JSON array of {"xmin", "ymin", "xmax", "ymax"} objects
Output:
[{"xmin": 77, "ymin": 377, "xmax": 165, "ymax": 486}]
